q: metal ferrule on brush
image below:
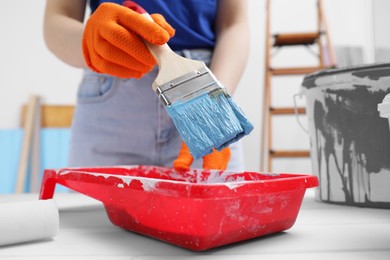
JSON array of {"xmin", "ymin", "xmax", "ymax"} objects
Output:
[{"xmin": 156, "ymin": 67, "xmax": 227, "ymax": 106}]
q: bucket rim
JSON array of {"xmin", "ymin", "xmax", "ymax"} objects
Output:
[{"xmin": 302, "ymin": 62, "xmax": 390, "ymax": 89}]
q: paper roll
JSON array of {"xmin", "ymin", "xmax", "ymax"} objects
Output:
[{"xmin": 0, "ymin": 199, "xmax": 59, "ymax": 246}]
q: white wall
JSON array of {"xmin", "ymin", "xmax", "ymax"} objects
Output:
[
  {"xmin": 0, "ymin": 0, "xmax": 82, "ymax": 128},
  {"xmin": 373, "ymin": 0, "xmax": 390, "ymax": 49},
  {"xmin": 372, "ymin": 0, "xmax": 390, "ymax": 62},
  {"xmin": 0, "ymin": 0, "xmax": 374, "ymax": 172}
]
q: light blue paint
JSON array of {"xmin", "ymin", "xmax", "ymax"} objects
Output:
[
  {"xmin": 0, "ymin": 129, "xmax": 23, "ymax": 193},
  {"xmin": 166, "ymin": 91, "xmax": 253, "ymax": 159},
  {"xmin": 0, "ymin": 129, "xmax": 71, "ymax": 193},
  {"xmin": 40, "ymin": 129, "xmax": 71, "ymax": 193}
]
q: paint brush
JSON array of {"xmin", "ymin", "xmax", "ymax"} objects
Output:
[{"xmin": 124, "ymin": 1, "xmax": 253, "ymax": 159}]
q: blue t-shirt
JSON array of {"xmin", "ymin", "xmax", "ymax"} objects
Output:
[{"xmin": 89, "ymin": 0, "xmax": 217, "ymax": 51}]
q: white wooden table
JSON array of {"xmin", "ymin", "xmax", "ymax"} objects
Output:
[{"xmin": 1, "ymin": 189, "xmax": 390, "ymax": 259}]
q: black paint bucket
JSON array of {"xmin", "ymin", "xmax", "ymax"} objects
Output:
[{"xmin": 301, "ymin": 63, "xmax": 390, "ymax": 208}]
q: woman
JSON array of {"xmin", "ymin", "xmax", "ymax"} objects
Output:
[{"xmin": 43, "ymin": 0, "xmax": 249, "ymax": 171}]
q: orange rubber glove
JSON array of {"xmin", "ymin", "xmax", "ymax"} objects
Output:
[
  {"xmin": 82, "ymin": 2, "xmax": 175, "ymax": 79},
  {"xmin": 173, "ymin": 142, "xmax": 231, "ymax": 171}
]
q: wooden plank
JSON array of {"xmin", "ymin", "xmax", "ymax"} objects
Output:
[
  {"xmin": 260, "ymin": 0, "xmax": 272, "ymax": 171},
  {"xmin": 30, "ymin": 97, "xmax": 41, "ymax": 193},
  {"xmin": 270, "ymin": 150, "xmax": 311, "ymax": 158},
  {"xmin": 273, "ymin": 32, "xmax": 321, "ymax": 46},
  {"xmin": 270, "ymin": 66, "xmax": 326, "ymax": 75},
  {"xmin": 16, "ymin": 95, "xmax": 39, "ymax": 193},
  {"xmin": 21, "ymin": 105, "xmax": 74, "ymax": 128},
  {"xmin": 319, "ymin": 0, "xmax": 337, "ymax": 67},
  {"xmin": 270, "ymin": 107, "xmax": 306, "ymax": 115}
]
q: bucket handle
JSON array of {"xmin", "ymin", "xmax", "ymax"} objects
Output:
[{"xmin": 293, "ymin": 92, "xmax": 309, "ymax": 135}]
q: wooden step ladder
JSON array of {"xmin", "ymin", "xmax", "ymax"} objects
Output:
[{"xmin": 261, "ymin": 0, "xmax": 337, "ymax": 171}]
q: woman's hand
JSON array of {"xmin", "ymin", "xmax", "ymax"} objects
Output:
[
  {"xmin": 173, "ymin": 142, "xmax": 231, "ymax": 171},
  {"xmin": 82, "ymin": 3, "xmax": 175, "ymax": 78}
]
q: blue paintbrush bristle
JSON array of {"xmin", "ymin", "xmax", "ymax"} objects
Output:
[{"xmin": 166, "ymin": 89, "xmax": 253, "ymax": 159}]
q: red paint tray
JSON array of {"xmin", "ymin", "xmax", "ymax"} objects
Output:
[{"xmin": 39, "ymin": 165, "xmax": 318, "ymax": 251}]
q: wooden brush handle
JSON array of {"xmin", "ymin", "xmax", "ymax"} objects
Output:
[
  {"xmin": 123, "ymin": 1, "xmax": 173, "ymax": 64},
  {"xmin": 123, "ymin": 1, "xmax": 206, "ymax": 91}
]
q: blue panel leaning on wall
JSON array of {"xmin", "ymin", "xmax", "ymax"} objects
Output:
[{"xmin": 0, "ymin": 128, "xmax": 71, "ymax": 193}]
